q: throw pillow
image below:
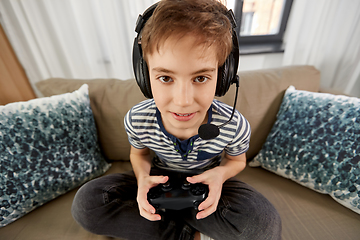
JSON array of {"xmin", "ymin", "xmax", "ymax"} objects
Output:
[
  {"xmin": 0, "ymin": 84, "xmax": 111, "ymax": 227},
  {"xmin": 250, "ymin": 86, "xmax": 360, "ymax": 214},
  {"xmin": 36, "ymin": 78, "xmax": 147, "ymax": 161}
]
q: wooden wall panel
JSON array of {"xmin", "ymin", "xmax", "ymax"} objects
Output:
[{"xmin": 0, "ymin": 23, "xmax": 36, "ymax": 105}]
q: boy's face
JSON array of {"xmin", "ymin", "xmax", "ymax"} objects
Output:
[{"xmin": 147, "ymin": 34, "xmax": 218, "ymax": 140}]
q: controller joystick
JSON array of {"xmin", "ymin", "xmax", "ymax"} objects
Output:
[
  {"xmin": 181, "ymin": 180, "xmax": 191, "ymax": 190},
  {"xmin": 161, "ymin": 181, "xmax": 172, "ymax": 192},
  {"xmin": 147, "ymin": 173, "xmax": 208, "ymax": 211}
]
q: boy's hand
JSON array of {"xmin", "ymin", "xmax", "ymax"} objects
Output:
[
  {"xmin": 136, "ymin": 175, "xmax": 169, "ymax": 221},
  {"xmin": 186, "ymin": 168, "xmax": 224, "ymax": 220},
  {"xmin": 186, "ymin": 153, "xmax": 247, "ymax": 220}
]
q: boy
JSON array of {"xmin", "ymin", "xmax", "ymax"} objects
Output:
[{"xmin": 72, "ymin": 0, "xmax": 281, "ymax": 239}]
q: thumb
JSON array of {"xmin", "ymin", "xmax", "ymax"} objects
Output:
[
  {"xmin": 154, "ymin": 175, "xmax": 169, "ymax": 184},
  {"xmin": 186, "ymin": 174, "xmax": 204, "ymax": 184}
]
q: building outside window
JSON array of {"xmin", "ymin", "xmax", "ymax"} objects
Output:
[{"xmin": 227, "ymin": 0, "xmax": 294, "ymax": 54}]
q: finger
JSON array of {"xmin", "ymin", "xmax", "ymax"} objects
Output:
[
  {"xmin": 139, "ymin": 206, "xmax": 162, "ymax": 221},
  {"xmin": 138, "ymin": 198, "xmax": 157, "ymax": 214},
  {"xmin": 197, "ymin": 193, "xmax": 216, "ymax": 211},
  {"xmin": 196, "ymin": 202, "xmax": 217, "ymax": 219},
  {"xmin": 186, "ymin": 174, "xmax": 204, "ymax": 184},
  {"xmin": 137, "ymin": 189, "xmax": 154, "ymax": 213},
  {"xmin": 196, "ymin": 187, "xmax": 219, "ymax": 219},
  {"xmin": 139, "ymin": 176, "xmax": 168, "ymax": 219},
  {"xmin": 151, "ymin": 175, "xmax": 169, "ymax": 186},
  {"xmin": 137, "ymin": 195, "xmax": 161, "ymax": 221}
]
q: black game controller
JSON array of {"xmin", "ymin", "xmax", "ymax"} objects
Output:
[{"xmin": 147, "ymin": 173, "xmax": 208, "ymax": 211}]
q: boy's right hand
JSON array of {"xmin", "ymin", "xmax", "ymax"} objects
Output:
[{"xmin": 136, "ymin": 175, "xmax": 169, "ymax": 221}]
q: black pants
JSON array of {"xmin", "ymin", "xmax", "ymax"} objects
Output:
[{"xmin": 71, "ymin": 169, "xmax": 282, "ymax": 240}]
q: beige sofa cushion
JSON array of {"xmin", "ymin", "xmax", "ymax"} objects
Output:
[{"xmin": 37, "ymin": 65, "xmax": 320, "ymax": 161}]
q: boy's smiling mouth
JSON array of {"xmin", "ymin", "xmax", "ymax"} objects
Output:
[
  {"xmin": 171, "ymin": 112, "xmax": 196, "ymax": 121},
  {"xmin": 175, "ymin": 113, "xmax": 192, "ymax": 116}
]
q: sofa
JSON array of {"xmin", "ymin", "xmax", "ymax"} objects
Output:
[{"xmin": 1, "ymin": 65, "xmax": 360, "ymax": 240}]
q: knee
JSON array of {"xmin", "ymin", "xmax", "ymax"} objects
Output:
[
  {"xmin": 72, "ymin": 178, "xmax": 103, "ymax": 211},
  {"xmin": 221, "ymin": 181, "xmax": 282, "ymax": 239},
  {"xmin": 258, "ymin": 200, "xmax": 282, "ymax": 239},
  {"xmin": 244, "ymin": 196, "xmax": 282, "ymax": 240},
  {"xmin": 71, "ymin": 180, "xmax": 103, "ymax": 233}
]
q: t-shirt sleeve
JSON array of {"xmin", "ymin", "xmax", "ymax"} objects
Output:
[
  {"xmin": 124, "ymin": 108, "xmax": 146, "ymax": 149},
  {"xmin": 224, "ymin": 111, "xmax": 251, "ymax": 156}
]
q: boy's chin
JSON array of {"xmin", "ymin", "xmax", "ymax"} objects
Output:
[{"xmin": 165, "ymin": 119, "xmax": 202, "ymax": 137}]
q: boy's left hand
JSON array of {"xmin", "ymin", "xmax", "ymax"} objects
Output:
[{"xmin": 186, "ymin": 167, "xmax": 224, "ymax": 220}]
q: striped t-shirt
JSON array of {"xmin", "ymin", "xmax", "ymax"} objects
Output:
[{"xmin": 124, "ymin": 99, "xmax": 251, "ymax": 171}]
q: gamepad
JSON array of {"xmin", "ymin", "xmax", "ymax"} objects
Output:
[{"xmin": 147, "ymin": 173, "xmax": 208, "ymax": 211}]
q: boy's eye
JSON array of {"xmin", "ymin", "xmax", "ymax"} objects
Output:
[
  {"xmin": 194, "ymin": 76, "xmax": 209, "ymax": 83},
  {"xmin": 158, "ymin": 76, "xmax": 173, "ymax": 83}
]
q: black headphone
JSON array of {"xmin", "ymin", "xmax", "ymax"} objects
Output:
[{"xmin": 132, "ymin": 2, "xmax": 239, "ymax": 99}]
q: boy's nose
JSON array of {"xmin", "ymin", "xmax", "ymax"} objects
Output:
[{"xmin": 173, "ymin": 81, "xmax": 193, "ymax": 107}]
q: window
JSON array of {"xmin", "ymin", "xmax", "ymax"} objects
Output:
[{"xmin": 227, "ymin": 0, "xmax": 294, "ymax": 55}]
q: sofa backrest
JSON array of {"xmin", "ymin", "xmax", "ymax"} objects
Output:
[{"xmin": 37, "ymin": 65, "xmax": 320, "ymax": 161}]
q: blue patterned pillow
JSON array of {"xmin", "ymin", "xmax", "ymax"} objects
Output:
[
  {"xmin": 0, "ymin": 84, "xmax": 111, "ymax": 227},
  {"xmin": 251, "ymin": 86, "xmax": 360, "ymax": 214}
]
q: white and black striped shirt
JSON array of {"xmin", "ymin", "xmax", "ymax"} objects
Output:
[{"xmin": 124, "ymin": 99, "xmax": 250, "ymax": 171}]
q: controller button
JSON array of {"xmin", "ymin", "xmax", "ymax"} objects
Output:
[
  {"xmin": 148, "ymin": 191, "xmax": 161, "ymax": 199},
  {"xmin": 194, "ymin": 201, "xmax": 201, "ymax": 210},
  {"xmin": 191, "ymin": 185, "xmax": 206, "ymax": 195}
]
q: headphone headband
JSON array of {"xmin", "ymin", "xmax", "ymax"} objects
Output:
[{"xmin": 135, "ymin": 3, "xmax": 158, "ymax": 34}]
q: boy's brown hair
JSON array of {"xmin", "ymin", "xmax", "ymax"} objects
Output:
[{"xmin": 141, "ymin": 0, "xmax": 233, "ymax": 66}]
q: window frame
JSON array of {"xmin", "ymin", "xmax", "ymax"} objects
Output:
[{"xmin": 233, "ymin": 0, "xmax": 294, "ymax": 55}]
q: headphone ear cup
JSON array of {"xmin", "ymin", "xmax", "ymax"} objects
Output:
[
  {"xmin": 140, "ymin": 59, "xmax": 153, "ymax": 98},
  {"xmin": 135, "ymin": 57, "xmax": 152, "ymax": 99},
  {"xmin": 134, "ymin": 58, "xmax": 152, "ymax": 99},
  {"xmin": 132, "ymin": 3, "xmax": 159, "ymax": 99},
  {"xmin": 133, "ymin": 37, "xmax": 151, "ymax": 98},
  {"xmin": 133, "ymin": 37, "xmax": 152, "ymax": 98},
  {"xmin": 216, "ymin": 58, "xmax": 232, "ymax": 97},
  {"xmin": 216, "ymin": 64, "xmax": 225, "ymax": 97},
  {"xmin": 216, "ymin": 20, "xmax": 240, "ymax": 97}
]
